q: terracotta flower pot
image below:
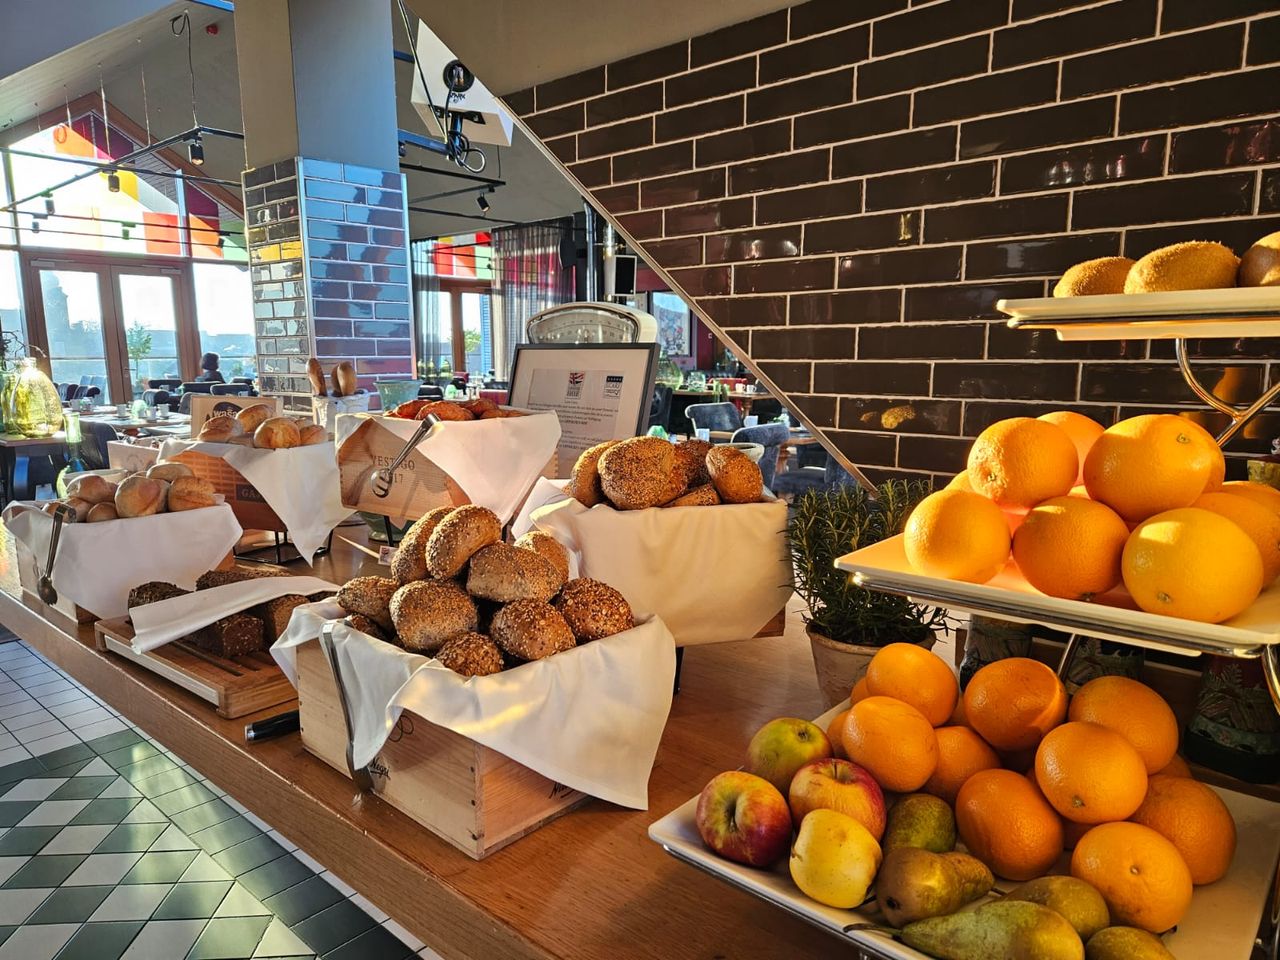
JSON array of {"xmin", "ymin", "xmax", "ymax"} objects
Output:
[{"xmin": 808, "ymin": 629, "xmax": 936, "ymax": 710}]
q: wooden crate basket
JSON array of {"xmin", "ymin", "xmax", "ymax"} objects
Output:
[
  {"xmin": 169, "ymin": 450, "xmax": 285, "ymax": 531},
  {"xmin": 296, "ymin": 641, "xmax": 587, "ymax": 859},
  {"xmin": 94, "ymin": 618, "xmax": 295, "ymax": 719}
]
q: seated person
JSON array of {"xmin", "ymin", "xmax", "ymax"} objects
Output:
[{"xmin": 196, "ymin": 352, "xmax": 225, "ymax": 384}]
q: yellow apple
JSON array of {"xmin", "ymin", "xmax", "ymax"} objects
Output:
[
  {"xmin": 789, "ymin": 808, "xmax": 882, "ymax": 909},
  {"xmin": 745, "ymin": 717, "xmax": 832, "ymax": 795}
]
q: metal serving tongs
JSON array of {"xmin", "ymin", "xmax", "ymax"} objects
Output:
[
  {"xmin": 318, "ymin": 621, "xmax": 375, "ymax": 791},
  {"xmin": 369, "ymin": 413, "xmax": 441, "ymax": 499},
  {"xmin": 38, "ymin": 503, "xmax": 76, "ymax": 605}
]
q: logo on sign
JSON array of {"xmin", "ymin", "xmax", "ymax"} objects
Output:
[
  {"xmin": 566, "ymin": 371, "xmax": 585, "ymax": 399},
  {"xmin": 604, "ymin": 374, "xmax": 624, "ymax": 400}
]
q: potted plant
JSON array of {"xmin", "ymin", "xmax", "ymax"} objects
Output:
[{"xmin": 789, "ymin": 481, "xmax": 948, "ymax": 708}]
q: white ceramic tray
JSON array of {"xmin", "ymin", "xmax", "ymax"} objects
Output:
[
  {"xmin": 998, "ymin": 288, "xmax": 1280, "ymax": 341},
  {"xmin": 835, "ymin": 536, "xmax": 1280, "ymax": 659},
  {"xmin": 648, "ymin": 705, "xmax": 1280, "ymax": 960}
]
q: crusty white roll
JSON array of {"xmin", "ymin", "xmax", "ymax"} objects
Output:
[
  {"xmin": 115, "ymin": 476, "xmax": 168, "ymax": 518},
  {"xmin": 86, "ymin": 502, "xmax": 119, "ymax": 523},
  {"xmin": 706, "ymin": 446, "xmax": 763, "ymax": 503},
  {"xmin": 235, "ymin": 403, "xmax": 273, "ymax": 434},
  {"xmin": 554, "ymin": 578, "xmax": 634, "ymax": 641},
  {"xmin": 253, "ymin": 417, "xmax": 301, "ymax": 449},
  {"xmin": 425, "ymin": 505, "xmax": 502, "ymax": 579},
  {"xmin": 492, "ymin": 600, "xmax": 576, "ymax": 661},
  {"xmin": 390, "ymin": 580, "xmax": 478, "ymax": 654},
  {"xmin": 599, "ymin": 436, "xmax": 677, "ymax": 510},
  {"xmin": 390, "ymin": 506, "xmax": 453, "ymax": 584},
  {"xmin": 62, "ymin": 497, "xmax": 92, "ymax": 522},
  {"xmin": 167, "ymin": 476, "xmax": 217, "ymax": 512},
  {"xmin": 297, "ymin": 423, "xmax": 327, "ymax": 446},
  {"xmin": 146, "ymin": 462, "xmax": 194, "ymax": 483},
  {"xmin": 466, "ymin": 542, "xmax": 563, "ymax": 603},
  {"xmin": 198, "ymin": 416, "xmax": 245, "ymax": 442},
  {"xmin": 513, "ymin": 530, "xmax": 570, "ymax": 583},
  {"xmin": 66, "ymin": 474, "xmax": 118, "ymax": 504}
]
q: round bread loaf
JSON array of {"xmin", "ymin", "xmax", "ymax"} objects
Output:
[
  {"xmin": 343, "ymin": 613, "xmax": 387, "ymax": 641},
  {"xmin": 554, "ymin": 578, "xmax": 634, "ymax": 642},
  {"xmin": 706, "ymin": 446, "xmax": 763, "ymax": 503},
  {"xmin": 1239, "ymin": 230, "xmax": 1280, "ymax": 287},
  {"xmin": 62, "ymin": 497, "xmax": 92, "ymax": 522},
  {"xmin": 1125, "ymin": 241, "xmax": 1239, "ymax": 294},
  {"xmin": 513, "ymin": 530, "xmax": 570, "ymax": 582},
  {"xmin": 145, "ymin": 462, "xmax": 193, "ymax": 484},
  {"xmin": 337, "ymin": 576, "xmax": 399, "ymax": 631},
  {"xmin": 416, "ymin": 400, "xmax": 472, "ymax": 422},
  {"xmin": 672, "ymin": 439, "xmax": 713, "ymax": 488},
  {"xmin": 167, "ymin": 476, "xmax": 217, "ymax": 512},
  {"xmin": 254, "ymin": 417, "xmax": 301, "ymax": 449},
  {"xmin": 435, "ymin": 632, "xmax": 504, "ymax": 677},
  {"xmin": 1053, "ymin": 256, "xmax": 1135, "ymax": 297},
  {"xmin": 297, "ymin": 423, "xmax": 327, "ymax": 446},
  {"xmin": 66, "ymin": 474, "xmax": 118, "ymax": 504},
  {"xmin": 390, "ymin": 580, "xmax": 478, "ymax": 654},
  {"xmin": 198, "ymin": 415, "xmax": 244, "ymax": 442},
  {"xmin": 491, "ymin": 600, "xmax": 576, "ymax": 661},
  {"xmin": 566, "ymin": 440, "xmax": 621, "ymax": 507},
  {"xmin": 115, "ymin": 476, "xmax": 168, "ymax": 518},
  {"xmin": 86, "ymin": 502, "xmax": 119, "ymax": 523},
  {"xmin": 466, "ymin": 543, "xmax": 563, "ymax": 603},
  {"xmin": 235, "ymin": 403, "xmax": 273, "ymax": 434},
  {"xmin": 599, "ymin": 436, "xmax": 677, "ymax": 510},
  {"xmin": 390, "ymin": 506, "xmax": 453, "ymax": 584},
  {"xmin": 462, "ymin": 397, "xmax": 499, "ymax": 417},
  {"xmin": 664, "ymin": 483, "xmax": 721, "ymax": 507},
  {"xmin": 425, "ymin": 505, "xmax": 502, "ymax": 579}
]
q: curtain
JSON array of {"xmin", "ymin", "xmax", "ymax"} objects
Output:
[
  {"xmin": 410, "ymin": 240, "xmax": 445, "ymax": 378},
  {"xmin": 491, "ymin": 219, "xmax": 574, "ymax": 380}
]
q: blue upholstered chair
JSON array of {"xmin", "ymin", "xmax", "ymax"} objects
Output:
[
  {"xmin": 772, "ymin": 451, "xmax": 860, "ymax": 499},
  {"xmin": 729, "ymin": 421, "xmax": 790, "ymax": 489},
  {"xmin": 686, "ymin": 402, "xmax": 743, "ymax": 434}
]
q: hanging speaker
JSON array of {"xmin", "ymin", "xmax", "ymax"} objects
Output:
[
  {"xmin": 559, "ymin": 234, "xmax": 578, "ymax": 270},
  {"xmin": 613, "ymin": 255, "xmax": 637, "ymax": 296}
]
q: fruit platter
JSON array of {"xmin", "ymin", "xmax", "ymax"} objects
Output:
[{"xmin": 649, "ymin": 644, "xmax": 1280, "ymax": 960}]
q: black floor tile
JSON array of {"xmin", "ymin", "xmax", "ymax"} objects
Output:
[
  {"xmin": 192, "ymin": 816, "xmax": 262, "ymax": 855},
  {"xmin": 154, "ymin": 784, "xmax": 219, "ymax": 819},
  {"xmin": 214, "ymin": 834, "xmax": 287, "ymax": 877},
  {"xmin": 187, "ymin": 915, "xmax": 273, "ymax": 960},
  {"xmin": 0, "ymin": 801, "xmax": 39, "ymax": 827},
  {"xmin": 0, "ymin": 825, "xmax": 61, "ymax": 855},
  {"xmin": 69, "ymin": 797, "xmax": 140, "ymax": 825},
  {"xmin": 152, "ymin": 879, "xmax": 233, "ymax": 920},
  {"xmin": 26, "ymin": 884, "xmax": 113, "ymax": 924},
  {"xmin": 239, "ymin": 853, "xmax": 314, "ymax": 901},
  {"xmin": 0, "ymin": 758, "xmax": 49, "ymax": 785},
  {"xmin": 41, "ymin": 758, "xmax": 93, "ymax": 779},
  {"xmin": 47, "ymin": 776, "xmax": 116, "ymax": 801},
  {"xmin": 291, "ymin": 900, "xmax": 377, "ymax": 956},
  {"xmin": 171, "ymin": 798, "xmax": 236, "ymax": 834},
  {"xmin": 93, "ymin": 821, "xmax": 169, "ymax": 853},
  {"xmin": 321, "ymin": 924, "xmax": 415, "ymax": 960},
  {"xmin": 52, "ymin": 919, "xmax": 145, "ymax": 960},
  {"xmin": 0, "ymin": 925, "xmax": 13, "ymax": 947},
  {"xmin": 2, "ymin": 853, "xmax": 86, "ymax": 888},
  {"xmin": 120, "ymin": 849, "xmax": 199, "ymax": 884},
  {"xmin": 100, "ymin": 741, "xmax": 160, "ymax": 771},
  {"xmin": 85, "ymin": 729, "xmax": 144, "ymax": 755},
  {"xmin": 35, "ymin": 743, "xmax": 94, "ymax": 771},
  {"xmin": 263, "ymin": 876, "xmax": 345, "ymax": 926}
]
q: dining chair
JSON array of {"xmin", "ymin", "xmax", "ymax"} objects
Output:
[
  {"xmin": 685, "ymin": 402, "xmax": 743, "ymax": 434},
  {"xmin": 729, "ymin": 421, "xmax": 790, "ymax": 488}
]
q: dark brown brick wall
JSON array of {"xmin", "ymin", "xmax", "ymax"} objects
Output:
[{"xmin": 508, "ymin": 0, "xmax": 1280, "ymax": 484}]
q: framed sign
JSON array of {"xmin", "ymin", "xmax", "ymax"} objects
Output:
[
  {"xmin": 649, "ymin": 291, "xmax": 693, "ymax": 357},
  {"xmin": 508, "ymin": 343, "xmax": 659, "ymax": 471}
]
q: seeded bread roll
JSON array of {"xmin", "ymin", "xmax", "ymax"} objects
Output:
[
  {"xmin": 254, "ymin": 417, "xmax": 301, "ymax": 449},
  {"xmin": 513, "ymin": 531, "xmax": 570, "ymax": 583},
  {"xmin": 128, "ymin": 581, "xmax": 190, "ymax": 609},
  {"xmin": 390, "ymin": 506, "xmax": 453, "ymax": 584},
  {"xmin": 599, "ymin": 436, "xmax": 677, "ymax": 510},
  {"xmin": 435, "ymin": 632, "xmax": 505, "ymax": 677},
  {"xmin": 196, "ymin": 566, "xmax": 289, "ymax": 590},
  {"xmin": 425, "ymin": 505, "xmax": 502, "ymax": 579},
  {"xmin": 390, "ymin": 580, "xmax": 478, "ymax": 654},
  {"xmin": 235, "ymin": 403, "xmax": 273, "ymax": 434},
  {"xmin": 344, "ymin": 613, "xmax": 387, "ymax": 641},
  {"xmin": 198, "ymin": 415, "xmax": 244, "ymax": 442},
  {"xmin": 115, "ymin": 476, "xmax": 168, "ymax": 518},
  {"xmin": 491, "ymin": 600, "xmax": 576, "ymax": 661},
  {"xmin": 566, "ymin": 440, "xmax": 621, "ymax": 507},
  {"xmin": 706, "ymin": 446, "xmax": 763, "ymax": 503},
  {"xmin": 66, "ymin": 474, "xmax": 118, "ymax": 504},
  {"xmin": 86, "ymin": 502, "xmax": 118, "ymax": 523},
  {"xmin": 337, "ymin": 576, "xmax": 400, "ymax": 632},
  {"xmin": 554, "ymin": 578, "xmax": 634, "ymax": 642},
  {"xmin": 167, "ymin": 476, "xmax": 217, "ymax": 512},
  {"xmin": 664, "ymin": 483, "xmax": 721, "ymax": 507},
  {"xmin": 672, "ymin": 438, "xmax": 713, "ymax": 488},
  {"xmin": 466, "ymin": 543, "xmax": 563, "ymax": 603}
]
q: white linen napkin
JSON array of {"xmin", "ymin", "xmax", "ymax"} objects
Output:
[
  {"xmin": 158, "ymin": 439, "xmax": 351, "ymax": 564},
  {"xmin": 2, "ymin": 502, "xmax": 243, "ymax": 620},
  {"xmin": 274, "ymin": 601, "xmax": 675, "ymax": 810},
  {"xmin": 334, "ymin": 411, "xmax": 561, "ymax": 524}
]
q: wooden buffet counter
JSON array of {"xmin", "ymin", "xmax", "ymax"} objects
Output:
[{"xmin": 0, "ymin": 522, "xmax": 838, "ymax": 960}]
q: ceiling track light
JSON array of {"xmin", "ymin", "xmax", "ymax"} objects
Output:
[
  {"xmin": 188, "ymin": 134, "xmax": 204, "ymax": 166},
  {"xmin": 42, "ymin": 193, "xmax": 54, "ymax": 215},
  {"xmin": 106, "ymin": 170, "xmax": 120, "ymax": 193},
  {"xmin": 475, "ymin": 192, "xmax": 490, "ymax": 213}
]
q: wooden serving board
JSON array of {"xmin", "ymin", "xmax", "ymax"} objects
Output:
[{"xmin": 94, "ymin": 618, "xmax": 295, "ymax": 719}]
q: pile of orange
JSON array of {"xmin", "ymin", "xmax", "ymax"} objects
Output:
[
  {"xmin": 840, "ymin": 645, "xmax": 1238, "ymax": 933},
  {"xmin": 903, "ymin": 411, "xmax": 1277, "ymax": 624}
]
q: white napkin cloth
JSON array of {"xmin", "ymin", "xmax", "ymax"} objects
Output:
[
  {"xmin": 128, "ymin": 575, "xmax": 339, "ymax": 652},
  {"xmin": 3, "ymin": 502, "xmax": 243, "ymax": 620},
  {"xmin": 334, "ymin": 411, "xmax": 561, "ymax": 524},
  {"xmin": 158, "ymin": 439, "xmax": 351, "ymax": 564},
  {"xmin": 274, "ymin": 601, "xmax": 675, "ymax": 810},
  {"xmin": 514, "ymin": 477, "xmax": 794, "ymax": 646}
]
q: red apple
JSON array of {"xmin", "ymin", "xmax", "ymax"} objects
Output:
[
  {"xmin": 695, "ymin": 771, "xmax": 793, "ymax": 867},
  {"xmin": 788, "ymin": 758, "xmax": 887, "ymax": 841},
  {"xmin": 745, "ymin": 717, "xmax": 833, "ymax": 795}
]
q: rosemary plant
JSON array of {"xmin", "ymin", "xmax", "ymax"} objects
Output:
[{"xmin": 789, "ymin": 481, "xmax": 948, "ymax": 646}]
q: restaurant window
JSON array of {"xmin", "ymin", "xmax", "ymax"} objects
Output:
[
  {"xmin": 194, "ymin": 262, "xmax": 256, "ymax": 379},
  {"xmin": 0, "ymin": 250, "xmax": 24, "ymax": 342},
  {"xmin": 412, "ymin": 235, "xmax": 494, "ymax": 379}
]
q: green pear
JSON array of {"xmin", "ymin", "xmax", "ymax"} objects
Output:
[
  {"xmin": 901, "ymin": 900, "xmax": 1084, "ymax": 960},
  {"xmin": 883, "ymin": 793, "xmax": 956, "ymax": 854},
  {"xmin": 1085, "ymin": 926, "xmax": 1177, "ymax": 960},
  {"xmin": 877, "ymin": 848, "xmax": 994, "ymax": 926},
  {"xmin": 1002, "ymin": 876, "xmax": 1110, "ymax": 940}
]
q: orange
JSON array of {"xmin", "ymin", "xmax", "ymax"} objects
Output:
[
  {"xmin": 1062, "ymin": 817, "xmax": 1092, "ymax": 850},
  {"xmin": 827, "ymin": 709, "xmax": 850, "ymax": 760},
  {"xmin": 1038, "ymin": 410, "xmax": 1105, "ymax": 485},
  {"xmin": 842, "ymin": 696, "xmax": 938, "ymax": 793},
  {"xmin": 1035, "ymin": 721, "xmax": 1149, "ymax": 824},
  {"xmin": 1084, "ymin": 414, "xmax": 1219, "ymax": 523},
  {"xmin": 924, "ymin": 726, "xmax": 1000, "ymax": 804},
  {"xmin": 964, "ymin": 657, "xmax": 1067, "ymax": 752},
  {"xmin": 865, "ymin": 643, "xmax": 959, "ymax": 726},
  {"xmin": 1012, "ymin": 496, "xmax": 1129, "ymax": 600},
  {"xmin": 1222, "ymin": 479, "xmax": 1280, "ymax": 515},
  {"xmin": 966, "ymin": 417, "xmax": 1079, "ymax": 508},
  {"xmin": 1195, "ymin": 491, "xmax": 1280, "ymax": 586},
  {"xmin": 946, "ymin": 471, "xmax": 974, "ymax": 492},
  {"xmin": 1071, "ymin": 822, "xmax": 1193, "ymax": 932},
  {"xmin": 1122, "ymin": 507, "xmax": 1263, "ymax": 623},
  {"xmin": 850, "ymin": 677, "xmax": 871, "ymax": 705},
  {"xmin": 1130, "ymin": 774, "xmax": 1237, "ymax": 884},
  {"xmin": 1181, "ymin": 417, "xmax": 1225, "ymax": 492},
  {"xmin": 956, "ymin": 769, "xmax": 1064, "ymax": 880},
  {"xmin": 903, "ymin": 490, "xmax": 1011, "ymax": 584},
  {"xmin": 1156, "ymin": 754, "xmax": 1193, "ymax": 779},
  {"xmin": 1069, "ymin": 676, "xmax": 1180, "ymax": 774}
]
